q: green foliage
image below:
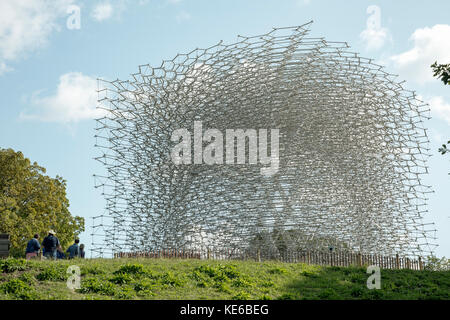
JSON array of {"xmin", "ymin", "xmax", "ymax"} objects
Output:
[
  {"xmin": 438, "ymin": 141, "xmax": 449, "ymax": 156},
  {"xmin": 268, "ymin": 267, "xmax": 287, "ymax": 275},
  {"xmin": 350, "ymin": 286, "xmax": 363, "ymax": 297},
  {"xmin": 18, "ymin": 272, "xmax": 37, "ymax": 285},
  {"xmin": 81, "ymin": 264, "xmax": 106, "ymax": 276},
  {"xmin": 115, "ymin": 287, "xmax": 136, "ymax": 300},
  {"xmin": 160, "ymin": 271, "xmax": 185, "ymax": 287},
  {"xmin": 192, "ymin": 264, "xmax": 243, "ymax": 289},
  {"xmin": 190, "ymin": 263, "xmax": 256, "ymax": 295},
  {"xmin": 317, "ymin": 288, "xmax": 338, "ymax": 299},
  {"xmin": 114, "ymin": 263, "xmax": 146, "ymax": 275},
  {"xmin": 431, "ymin": 61, "xmax": 450, "ymax": 85},
  {"xmin": 0, "ymin": 148, "xmax": 85, "ymax": 256},
  {"xmin": 79, "ymin": 278, "xmax": 116, "ymax": 296},
  {"xmin": 36, "ymin": 265, "xmax": 68, "ymax": 281},
  {"xmin": 0, "ymin": 278, "xmax": 36, "ymax": 300},
  {"xmin": 300, "ymin": 270, "xmax": 318, "ymax": 278},
  {"xmin": 1, "ymin": 258, "xmax": 449, "ymax": 300},
  {"xmin": 134, "ymin": 279, "xmax": 154, "ymax": 295},
  {"xmin": 277, "ymin": 293, "xmax": 296, "ymax": 300},
  {"xmin": 231, "ymin": 277, "xmax": 253, "ymax": 288},
  {"xmin": 424, "ymin": 256, "xmax": 450, "ymax": 271},
  {"xmin": 231, "ymin": 291, "xmax": 251, "ymax": 300},
  {"xmin": 0, "ymin": 258, "xmax": 28, "ymax": 273},
  {"xmin": 431, "ymin": 62, "xmax": 450, "ymax": 163},
  {"xmin": 109, "ymin": 273, "xmax": 133, "ymax": 285}
]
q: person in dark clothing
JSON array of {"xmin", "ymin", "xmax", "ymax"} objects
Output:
[
  {"xmin": 66, "ymin": 239, "xmax": 80, "ymax": 259},
  {"xmin": 79, "ymin": 244, "xmax": 85, "ymax": 258},
  {"xmin": 25, "ymin": 234, "xmax": 40, "ymax": 260},
  {"xmin": 57, "ymin": 245, "xmax": 66, "ymax": 259},
  {"xmin": 42, "ymin": 230, "xmax": 60, "ymax": 260}
]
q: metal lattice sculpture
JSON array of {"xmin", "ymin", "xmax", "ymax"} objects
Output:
[{"xmin": 92, "ymin": 22, "xmax": 436, "ymax": 259}]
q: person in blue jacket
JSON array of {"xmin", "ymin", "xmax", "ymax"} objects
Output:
[
  {"xmin": 66, "ymin": 239, "xmax": 80, "ymax": 259},
  {"xmin": 25, "ymin": 234, "xmax": 40, "ymax": 260}
]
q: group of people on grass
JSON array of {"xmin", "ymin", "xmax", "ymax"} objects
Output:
[{"xmin": 25, "ymin": 230, "xmax": 85, "ymax": 260}]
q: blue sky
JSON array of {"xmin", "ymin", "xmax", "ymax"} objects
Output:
[{"xmin": 0, "ymin": 0, "xmax": 449, "ymax": 257}]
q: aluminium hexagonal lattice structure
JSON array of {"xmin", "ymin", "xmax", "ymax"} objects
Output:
[{"xmin": 92, "ymin": 22, "xmax": 436, "ymax": 259}]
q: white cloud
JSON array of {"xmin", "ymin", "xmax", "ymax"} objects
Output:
[
  {"xmin": 0, "ymin": 0, "xmax": 73, "ymax": 69},
  {"xmin": 360, "ymin": 27, "xmax": 390, "ymax": 51},
  {"xmin": 428, "ymin": 96, "xmax": 450, "ymax": 125},
  {"xmin": 0, "ymin": 62, "xmax": 13, "ymax": 76},
  {"xmin": 176, "ymin": 11, "xmax": 191, "ymax": 23},
  {"xmin": 92, "ymin": 2, "xmax": 114, "ymax": 21},
  {"xmin": 20, "ymin": 72, "xmax": 105, "ymax": 123},
  {"xmin": 390, "ymin": 24, "xmax": 450, "ymax": 85},
  {"xmin": 360, "ymin": 5, "xmax": 391, "ymax": 51},
  {"xmin": 296, "ymin": 0, "xmax": 311, "ymax": 6}
]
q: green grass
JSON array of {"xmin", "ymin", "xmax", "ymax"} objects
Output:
[{"xmin": 0, "ymin": 257, "xmax": 449, "ymax": 300}]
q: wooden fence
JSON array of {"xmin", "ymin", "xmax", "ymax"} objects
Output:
[{"xmin": 114, "ymin": 248, "xmax": 424, "ymax": 270}]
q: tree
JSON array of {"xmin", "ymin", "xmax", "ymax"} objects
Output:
[
  {"xmin": 431, "ymin": 62, "xmax": 450, "ymax": 85},
  {"xmin": 0, "ymin": 148, "xmax": 85, "ymax": 257},
  {"xmin": 438, "ymin": 142, "xmax": 449, "ymax": 155},
  {"xmin": 432, "ymin": 62, "xmax": 450, "ymax": 160}
]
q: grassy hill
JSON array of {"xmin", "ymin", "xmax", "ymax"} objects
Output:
[{"xmin": 0, "ymin": 257, "xmax": 449, "ymax": 300}]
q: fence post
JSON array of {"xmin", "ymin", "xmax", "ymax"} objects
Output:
[
  {"xmin": 207, "ymin": 248, "xmax": 210, "ymax": 260},
  {"xmin": 257, "ymin": 249, "xmax": 261, "ymax": 262},
  {"xmin": 357, "ymin": 253, "xmax": 362, "ymax": 267},
  {"xmin": 395, "ymin": 254, "xmax": 400, "ymax": 269},
  {"xmin": 419, "ymin": 256, "xmax": 423, "ymax": 271},
  {"xmin": 307, "ymin": 251, "xmax": 311, "ymax": 265}
]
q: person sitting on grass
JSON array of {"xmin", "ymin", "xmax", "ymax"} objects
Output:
[
  {"xmin": 66, "ymin": 239, "xmax": 80, "ymax": 259},
  {"xmin": 25, "ymin": 234, "xmax": 40, "ymax": 260}
]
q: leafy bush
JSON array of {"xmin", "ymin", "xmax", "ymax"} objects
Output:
[
  {"xmin": 109, "ymin": 273, "xmax": 133, "ymax": 285},
  {"xmin": 191, "ymin": 270, "xmax": 214, "ymax": 288},
  {"xmin": 81, "ymin": 265, "xmax": 106, "ymax": 276},
  {"xmin": 318, "ymin": 288, "xmax": 337, "ymax": 299},
  {"xmin": 79, "ymin": 278, "xmax": 116, "ymax": 296},
  {"xmin": 350, "ymin": 287, "xmax": 363, "ymax": 297},
  {"xmin": 268, "ymin": 267, "xmax": 287, "ymax": 275},
  {"xmin": 115, "ymin": 287, "xmax": 136, "ymax": 300},
  {"xmin": 231, "ymin": 291, "xmax": 250, "ymax": 300},
  {"xmin": 277, "ymin": 293, "xmax": 296, "ymax": 300},
  {"xmin": 192, "ymin": 264, "xmax": 242, "ymax": 290},
  {"xmin": 18, "ymin": 272, "xmax": 36, "ymax": 284},
  {"xmin": 216, "ymin": 281, "xmax": 232, "ymax": 293},
  {"xmin": 232, "ymin": 277, "xmax": 254, "ymax": 288},
  {"xmin": 261, "ymin": 280, "xmax": 274, "ymax": 287},
  {"xmin": 300, "ymin": 270, "xmax": 317, "ymax": 278},
  {"xmin": 0, "ymin": 258, "xmax": 28, "ymax": 273},
  {"xmin": 349, "ymin": 273, "xmax": 364, "ymax": 283},
  {"xmin": 36, "ymin": 265, "xmax": 67, "ymax": 281},
  {"xmin": 114, "ymin": 263, "xmax": 146, "ymax": 275},
  {"xmin": 160, "ymin": 271, "xmax": 185, "ymax": 287},
  {"xmin": 134, "ymin": 279, "xmax": 153, "ymax": 294},
  {"xmin": 0, "ymin": 279, "xmax": 36, "ymax": 300},
  {"xmin": 194, "ymin": 264, "xmax": 240, "ymax": 280},
  {"xmin": 363, "ymin": 289, "xmax": 384, "ymax": 300},
  {"xmin": 424, "ymin": 256, "xmax": 450, "ymax": 271}
]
